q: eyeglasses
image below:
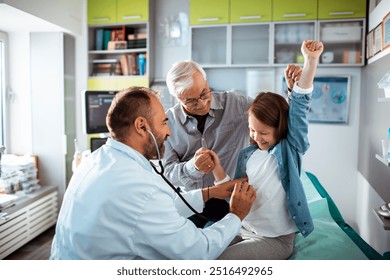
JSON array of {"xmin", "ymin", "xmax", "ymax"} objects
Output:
[{"xmin": 183, "ymin": 89, "xmax": 212, "ymax": 108}]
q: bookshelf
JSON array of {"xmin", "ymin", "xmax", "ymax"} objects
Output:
[{"xmin": 88, "ymin": 22, "xmax": 150, "ymax": 90}]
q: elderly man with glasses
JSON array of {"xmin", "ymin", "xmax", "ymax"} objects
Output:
[{"xmin": 164, "ymin": 60, "xmax": 253, "ymax": 228}]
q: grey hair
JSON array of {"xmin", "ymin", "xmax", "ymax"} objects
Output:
[{"xmin": 166, "ymin": 60, "xmax": 207, "ymax": 98}]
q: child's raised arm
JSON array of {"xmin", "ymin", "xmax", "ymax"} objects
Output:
[{"xmin": 297, "ymin": 40, "xmax": 324, "ymax": 90}]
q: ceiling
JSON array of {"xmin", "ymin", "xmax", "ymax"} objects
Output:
[{"xmin": 0, "ymin": 3, "xmax": 66, "ymax": 33}]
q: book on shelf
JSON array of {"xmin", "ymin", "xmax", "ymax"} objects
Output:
[
  {"xmin": 95, "ymin": 29, "xmax": 104, "ymax": 51},
  {"xmin": 125, "ymin": 53, "xmax": 147, "ymax": 76},
  {"xmin": 93, "ymin": 26, "xmax": 147, "ymax": 50},
  {"xmin": 120, "ymin": 55, "xmax": 129, "ymax": 76},
  {"xmin": 103, "ymin": 29, "xmax": 111, "ymax": 50},
  {"xmin": 107, "ymin": 41, "xmax": 127, "ymax": 50},
  {"xmin": 92, "ymin": 59, "xmax": 121, "ymax": 76},
  {"xmin": 93, "ymin": 64, "xmax": 122, "ymax": 76},
  {"xmin": 127, "ymin": 33, "xmax": 147, "ymax": 49},
  {"xmin": 127, "ymin": 53, "xmax": 138, "ymax": 75},
  {"xmin": 92, "ymin": 59, "xmax": 118, "ymax": 64}
]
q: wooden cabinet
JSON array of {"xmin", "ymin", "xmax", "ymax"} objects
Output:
[
  {"xmin": 231, "ymin": 24, "xmax": 270, "ymax": 65},
  {"xmin": 191, "ymin": 23, "xmax": 271, "ymax": 67},
  {"xmin": 190, "ymin": 0, "xmax": 229, "ymax": 25},
  {"xmin": 230, "ymin": 0, "xmax": 272, "ymax": 23},
  {"xmin": 190, "ymin": 0, "xmax": 366, "ymax": 67},
  {"xmin": 88, "ymin": 0, "xmax": 116, "ymax": 25},
  {"xmin": 30, "ymin": 33, "xmax": 76, "ymax": 197},
  {"xmin": 273, "ymin": 0, "xmax": 318, "ymax": 21},
  {"xmin": 88, "ymin": 0, "xmax": 148, "ymax": 25},
  {"xmin": 274, "ymin": 21, "xmax": 316, "ymax": 64},
  {"xmin": 87, "ymin": 76, "xmax": 149, "ymax": 90},
  {"xmin": 0, "ymin": 186, "xmax": 58, "ymax": 259},
  {"xmin": 117, "ymin": 0, "xmax": 149, "ymax": 23},
  {"xmin": 87, "ymin": 0, "xmax": 151, "ymax": 90},
  {"xmin": 190, "ymin": 0, "xmax": 271, "ymax": 25},
  {"xmin": 191, "ymin": 26, "xmax": 227, "ymax": 65},
  {"xmin": 318, "ymin": 0, "xmax": 366, "ymax": 20},
  {"xmin": 318, "ymin": 19, "xmax": 365, "ymax": 65}
]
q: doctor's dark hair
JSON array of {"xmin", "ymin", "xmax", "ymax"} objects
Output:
[
  {"xmin": 249, "ymin": 92, "xmax": 289, "ymax": 144},
  {"xmin": 106, "ymin": 87, "xmax": 155, "ymax": 142}
]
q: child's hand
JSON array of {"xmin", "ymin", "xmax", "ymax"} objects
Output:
[
  {"xmin": 208, "ymin": 150, "xmax": 227, "ymax": 182},
  {"xmin": 208, "ymin": 149, "xmax": 221, "ymax": 167},
  {"xmin": 284, "ymin": 64, "xmax": 302, "ymax": 91},
  {"xmin": 301, "ymin": 40, "xmax": 324, "ymax": 60}
]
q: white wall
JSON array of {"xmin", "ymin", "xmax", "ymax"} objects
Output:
[
  {"xmin": 7, "ymin": 33, "xmax": 32, "ymax": 154},
  {"xmin": 304, "ymin": 68, "xmax": 362, "ymax": 228},
  {"xmin": 356, "ymin": 173, "xmax": 390, "ymax": 254},
  {"xmin": 152, "ymin": 0, "xmax": 190, "ymax": 80},
  {"xmin": 354, "ymin": 0, "xmax": 390, "ymax": 255},
  {"xmin": 2, "ymin": 1, "xmax": 88, "ymax": 154},
  {"xmin": 1, "ymin": 0, "xmax": 83, "ymax": 35}
]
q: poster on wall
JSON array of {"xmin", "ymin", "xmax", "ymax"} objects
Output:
[
  {"xmin": 383, "ymin": 11, "xmax": 390, "ymax": 50},
  {"xmin": 374, "ymin": 23, "xmax": 383, "ymax": 55},
  {"xmin": 366, "ymin": 29, "xmax": 374, "ymax": 59},
  {"xmin": 283, "ymin": 76, "xmax": 350, "ymax": 124}
]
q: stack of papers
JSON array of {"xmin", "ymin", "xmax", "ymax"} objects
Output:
[
  {"xmin": 0, "ymin": 194, "xmax": 18, "ymax": 210},
  {"xmin": 1, "ymin": 154, "xmax": 39, "ymax": 194}
]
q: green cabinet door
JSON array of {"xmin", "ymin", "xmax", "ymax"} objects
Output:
[
  {"xmin": 230, "ymin": 0, "xmax": 272, "ymax": 23},
  {"xmin": 273, "ymin": 0, "xmax": 318, "ymax": 21},
  {"xmin": 88, "ymin": 0, "xmax": 116, "ymax": 25},
  {"xmin": 190, "ymin": 0, "xmax": 229, "ymax": 25},
  {"xmin": 88, "ymin": 77, "xmax": 149, "ymax": 90},
  {"xmin": 318, "ymin": 0, "xmax": 366, "ymax": 19},
  {"xmin": 117, "ymin": 0, "xmax": 149, "ymax": 23}
]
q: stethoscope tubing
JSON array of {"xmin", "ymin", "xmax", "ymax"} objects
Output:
[{"xmin": 150, "ymin": 160, "xmax": 213, "ymax": 222}]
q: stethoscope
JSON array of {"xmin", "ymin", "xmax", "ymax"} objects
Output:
[{"xmin": 146, "ymin": 129, "xmax": 213, "ymax": 222}]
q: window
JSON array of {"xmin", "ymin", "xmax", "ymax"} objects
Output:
[{"xmin": 0, "ymin": 32, "xmax": 8, "ymax": 147}]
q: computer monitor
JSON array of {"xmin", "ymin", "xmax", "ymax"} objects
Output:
[
  {"xmin": 82, "ymin": 90, "xmax": 117, "ymax": 134},
  {"xmin": 90, "ymin": 137, "xmax": 108, "ymax": 152}
]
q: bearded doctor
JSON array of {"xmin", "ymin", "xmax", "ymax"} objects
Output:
[{"xmin": 50, "ymin": 86, "xmax": 256, "ymax": 260}]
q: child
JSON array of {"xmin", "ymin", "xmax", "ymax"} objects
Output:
[{"xmin": 212, "ymin": 40, "xmax": 324, "ymax": 259}]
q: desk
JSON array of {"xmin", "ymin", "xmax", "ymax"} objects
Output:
[{"xmin": 0, "ymin": 186, "xmax": 58, "ymax": 259}]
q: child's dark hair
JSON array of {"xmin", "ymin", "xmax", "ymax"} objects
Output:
[{"xmin": 249, "ymin": 92, "xmax": 289, "ymax": 144}]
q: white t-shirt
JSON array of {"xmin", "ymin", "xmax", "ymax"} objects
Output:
[{"xmin": 242, "ymin": 149, "xmax": 298, "ymax": 237}]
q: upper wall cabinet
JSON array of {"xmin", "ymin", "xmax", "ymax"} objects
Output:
[
  {"xmin": 190, "ymin": 0, "xmax": 229, "ymax": 25},
  {"xmin": 87, "ymin": 0, "xmax": 151, "ymax": 90},
  {"xmin": 117, "ymin": 0, "xmax": 149, "ymax": 23},
  {"xmin": 88, "ymin": 0, "xmax": 148, "ymax": 25},
  {"xmin": 190, "ymin": 0, "xmax": 272, "ymax": 25},
  {"xmin": 273, "ymin": 0, "xmax": 318, "ymax": 21},
  {"xmin": 88, "ymin": 0, "xmax": 116, "ymax": 25},
  {"xmin": 189, "ymin": 0, "xmax": 367, "ymax": 66},
  {"xmin": 318, "ymin": 0, "xmax": 367, "ymax": 20},
  {"xmin": 230, "ymin": 0, "xmax": 272, "ymax": 23}
]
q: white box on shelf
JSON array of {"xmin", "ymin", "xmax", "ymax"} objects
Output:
[{"xmin": 321, "ymin": 26, "xmax": 361, "ymax": 42}]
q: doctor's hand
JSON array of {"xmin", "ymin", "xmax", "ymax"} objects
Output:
[
  {"xmin": 194, "ymin": 147, "xmax": 215, "ymax": 174},
  {"xmin": 229, "ymin": 181, "xmax": 256, "ymax": 221},
  {"xmin": 206, "ymin": 177, "xmax": 248, "ymax": 200}
]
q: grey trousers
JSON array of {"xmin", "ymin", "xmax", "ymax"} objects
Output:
[{"xmin": 217, "ymin": 228, "xmax": 296, "ymax": 260}]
